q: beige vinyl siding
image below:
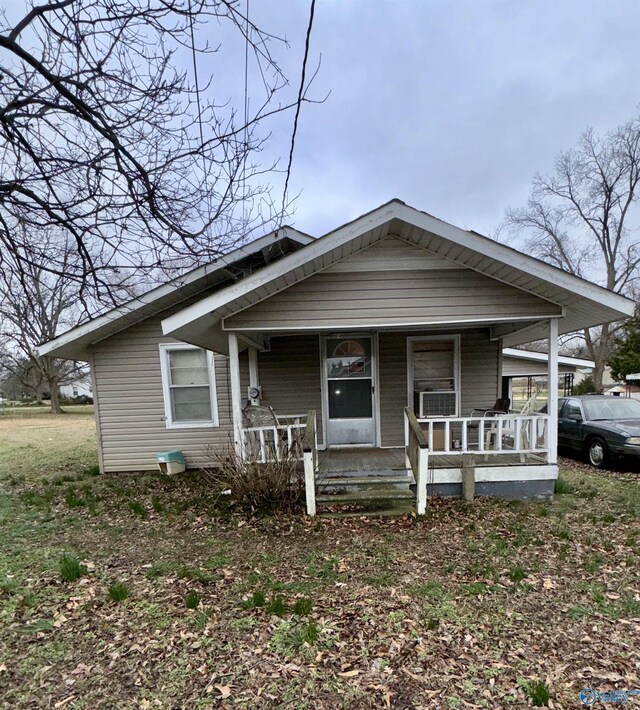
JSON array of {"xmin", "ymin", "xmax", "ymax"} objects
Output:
[
  {"xmin": 92, "ymin": 316, "xmax": 233, "ymax": 472},
  {"xmin": 256, "ymin": 334, "xmax": 324, "ymax": 444},
  {"xmin": 378, "ymin": 330, "xmax": 499, "ymax": 447},
  {"xmin": 224, "ymin": 269, "xmax": 562, "ymax": 330}
]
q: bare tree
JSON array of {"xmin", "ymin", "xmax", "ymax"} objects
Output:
[
  {"xmin": 0, "ymin": 1, "xmax": 312, "ymax": 300},
  {"xmin": 505, "ymin": 116, "xmax": 640, "ymax": 390},
  {"xmin": 0, "ymin": 232, "xmax": 104, "ymax": 412}
]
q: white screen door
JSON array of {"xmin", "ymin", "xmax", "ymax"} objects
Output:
[{"xmin": 324, "ymin": 336, "xmax": 375, "ymax": 445}]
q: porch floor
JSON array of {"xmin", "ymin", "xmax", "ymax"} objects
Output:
[{"xmin": 317, "ymin": 447, "xmax": 547, "ymax": 475}]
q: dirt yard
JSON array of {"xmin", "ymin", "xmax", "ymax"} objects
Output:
[{"xmin": 0, "ymin": 414, "xmax": 638, "ymax": 708}]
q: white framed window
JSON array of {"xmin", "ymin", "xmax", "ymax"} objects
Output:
[
  {"xmin": 159, "ymin": 343, "xmax": 219, "ymax": 429},
  {"xmin": 407, "ymin": 335, "xmax": 461, "ymax": 418}
]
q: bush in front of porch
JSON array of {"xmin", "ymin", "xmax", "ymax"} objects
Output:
[{"xmin": 203, "ymin": 446, "xmax": 304, "ymax": 515}]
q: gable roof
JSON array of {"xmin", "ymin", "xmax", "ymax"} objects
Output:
[
  {"xmin": 161, "ymin": 200, "xmax": 635, "ymax": 350},
  {"xmin": 37, "ymin": 227, "xmax": 313, "ymax": 360}
]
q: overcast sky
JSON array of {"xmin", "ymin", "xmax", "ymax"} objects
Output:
[{"xmin": 226, "ymin": 0, "xmax": 640, "ymax": 239}]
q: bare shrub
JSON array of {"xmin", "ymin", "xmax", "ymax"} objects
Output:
[{"xmin": 203, "ymin": 447, "xmax": 304, "ymax": 514}]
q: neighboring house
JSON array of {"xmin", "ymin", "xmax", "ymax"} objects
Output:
[
  {"xmin": 59, "ymin": 379, "xmax": 93, "ymax": 400},
  {"xmin": 501, "ymin": 348, "xmax": 595, "ymax": 403},
  {"xmin": 38, "ymin": 200, "xmax": 634, "ymax": 508}
]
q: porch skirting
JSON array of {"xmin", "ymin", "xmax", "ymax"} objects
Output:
[{"xmin": 421, "ymin": 476, "xmax": 556, "ymax": 500}]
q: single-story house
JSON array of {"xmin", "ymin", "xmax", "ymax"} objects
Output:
[
  {"xmin": 501, "ymin": 348, "xmax": 595, "ymax": 402},
  {"xmin": 60, "ymin": 379, "xmax": 93, "ymax": 400},
  {"xmin": 38, "ymin": 200, "xmax": 634, "ymax": 513}
]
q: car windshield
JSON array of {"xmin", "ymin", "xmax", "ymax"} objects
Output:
[{"xmin": 583, "ymin": 398, "xmax": 640, "ymax": 420}]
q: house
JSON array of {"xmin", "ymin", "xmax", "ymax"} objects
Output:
[
  {"xmin": 501, "ymin": 348, "xmax": 595, "ymax": 403},
  {"xmin": 38, "ymin": 200, "xmax": 634, "ymax": 513},
  {"xmin": 59, "ymin": 378, "xmax": 93, "ymax": 400}
]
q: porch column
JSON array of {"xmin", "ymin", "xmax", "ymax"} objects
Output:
[
  {"xmin": 547, "ymin": 318, "xmax": 559, "ymax": 464},
  {"xmin": 248, "ymin": 346, "xmax": 260, "ymax": 404},
  {"xmin": 228, "ymin": 331, "xmax": 243, "ymax": 456}
]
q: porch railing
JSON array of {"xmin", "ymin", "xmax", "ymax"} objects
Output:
[
  {"xmin": 239, "ymin": 411, "xmax": 318, "ymax": 516},
  {"xmin": 404, "ymin": 407, "xmax": 428, "ymax": 515},
  {"xmin": 240, "ymin": 413, "xmax": 310, "ymax": 463},
  {"xmin": 416, "ymin": 414, "xmax": 550, "ymax": 459}
]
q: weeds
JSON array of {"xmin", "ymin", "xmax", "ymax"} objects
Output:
[
  {"xmin": 293, "ymin": 598, "xmax": 313, "ymax": 616},
  {"xmin": 59, "ymin": 554, "xmax": 86, "ymax": 582},
  {"xmin": 554, "ymin": 477, "xmax": 573, "ymax": 495},
  {"xmin": 108, "ymin": 582, "xmax": 130, "ymax": 602},
  {"xmin": 523, "ymin": 680, "xmax": 551, "ymax": 706},
  {"xmin": 128, "ymin": 501, "xmax": 148, "ymax": 519},
  {"xmin": 265, "ymin": 595, "xmax": 287, "ymax": 616},
  {"xmin": 185, "ymin": 590, "xmax": 200, "ymax": 609}
]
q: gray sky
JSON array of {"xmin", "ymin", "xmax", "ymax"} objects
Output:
[{"xmin": 234, "ymin": 0, "xmax": 640, "ymax": 238}]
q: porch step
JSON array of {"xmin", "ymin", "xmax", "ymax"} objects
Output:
[
  {"xmin": 318, "ymin": 473, "xmax": 414, "ymax": 493},
  {"xmin": 318, "ymin": 504, "xmax": 415, "ymax": 518},
  {"xmin": 316, "ymin": 488, "xmax": 415, "ymax": 505}
]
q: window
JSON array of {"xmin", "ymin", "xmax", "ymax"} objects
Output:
[
  {"xmin": 159, "ymin": 344, "xmax": 219, "ymax": 428},
  {"xmin": 408, "ymin": 337, "xmax": 460, "ymax": 418}
]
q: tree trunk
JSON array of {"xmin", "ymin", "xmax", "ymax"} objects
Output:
[
  {"xmin": 49, "ymin": 385, "xmax": 62, "ymax": 414},
  {"xmin": 35, "ymin": 387, "xmax": 43, "ymax": 404}
]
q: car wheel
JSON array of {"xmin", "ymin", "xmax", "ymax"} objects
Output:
[{"xmin": 587, "ymin": 437, "xmax": 608, "ymax": 468}]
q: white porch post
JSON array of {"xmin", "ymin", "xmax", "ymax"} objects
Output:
[
  {"xmin": 547, "ymin": 318, "xmax": 559, "ymax": 465},
  {"xmin": 248, "ymin": 346, "xmax": 260, "ymax": 404},
  {"xmin": 228, "ymin": 331, "xmax": 243, "ymax": 456}
]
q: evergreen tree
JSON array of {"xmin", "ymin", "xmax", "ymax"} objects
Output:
[{"xmin": 608, "ymin": 309, "xmax": 640, "ymax": 382}]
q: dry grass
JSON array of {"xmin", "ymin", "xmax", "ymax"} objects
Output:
[{"xmin": 0, "ymin": 413, "xmax": 97, "ymax": 484}]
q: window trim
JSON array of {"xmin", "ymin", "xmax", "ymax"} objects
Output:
[
  {"xmin": 159, "ymin": 342, "xmax": 219, "ymax": 429},
  {"xmin": 406, "ymin": 335, "xmax": 461, "ymax": 419}
]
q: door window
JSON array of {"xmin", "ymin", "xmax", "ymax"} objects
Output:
[{"xmin": 326, "ymin": 337, "xmax": 373, "ymax": 420}]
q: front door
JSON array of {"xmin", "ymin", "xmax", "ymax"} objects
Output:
[{"xmin": 324, "ymin": 335, "xmax": 375, "ymax": 446}]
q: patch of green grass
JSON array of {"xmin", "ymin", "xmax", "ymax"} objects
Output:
[
  {"xmin": 146, "ymin": 561, "xmax": 175, "ymax": 580},
  {"xmin": 19, "ymin": 489, "xmax": 54, "ymax": 509},
  {"xmin": 271, "ymin": 619, "xmax": 322, "ymax": 657},
  {"xmin": 151, "ymin": 496, "xmax": 164, "ymax": 513},
  {"xmin": 176, "ymin": 565, "xmax": 217, "ymax": 585},
  {"xmin": 84, "ymin": 465, "xmax": 101, "ymax": 477},
  {"xmin": 64, "ymin": 488, "xmax": 86, "ymax": 508},
  {"xmin": 242, "ymin": 590, "xmax": 266, "ymax": 609},
  {"xmin": 508, "ymin": 565, "xmax": 527, "ymax": 585},
  {"xmin": 305, "ymin": 553, "xmax": 342, "ymax": 582},
  {"xmin": 523, "ymin": 680, "xmax": 551, "ymax": 706},
  {"xmin": 128, "ymin": 501, "xmax": 148, "ymax": 519},
  {"xmin": 108, "ymin": 582, "xmax": 130, "ymax": 603},
  {"xmin": 293, "ymin": 598, "xmax": 313, "ymax": 616},
  {"xmin": 554, "ymin": 477, "xmax": 574, "ymax": 495},
  {"xmin": 584, "ymin": 555, "xmax": 604, "ymax": 574},
  {"xmin": 411, "ymin": 580, "xmax": 445, "ymax": 600},
  {"xmin": 265, "ymin": 595, "xmax": 287, "ymax": 616},
  {"xmin": 185, "ymin": 590, "xmax": 201, "ymax": 609},
  {"xmin": 59, "ymin": 553, "xmax": 86, "ymax": 582},
  {"xmin": 463, "ymin": 582, "xmax": 489, "ymax": 596}
]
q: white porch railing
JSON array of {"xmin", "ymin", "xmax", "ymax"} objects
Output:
[
  {"xmin": 405, "ymin": 407, "xmax": 428, "ymax": 515},
  {"xmin": 241, "ymin": 414, "xmax": 311, "ymax": 463},
  {"xmin": 240, "ymin": 411, "xmax": 318, "ymax": 516},
  {"xmin": 416, "ymin": 414, "xmax": 550, "ymax": 459}
]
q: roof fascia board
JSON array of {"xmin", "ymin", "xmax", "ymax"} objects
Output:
[
  {"xmin": 502, "ymin": 348, "xmax": 595, "ymax": 368},
  {"xmin": 37, "ymin": 228, "xmax": 309, "ymax": 357},
  {"xmin": 395, "ymin": 203, "xmax": 635, "ymax": 317}
]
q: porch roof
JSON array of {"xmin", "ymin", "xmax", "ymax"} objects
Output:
[{"xmin": 161, "ymin": 200, "xmax": 634, "ymax": 353}]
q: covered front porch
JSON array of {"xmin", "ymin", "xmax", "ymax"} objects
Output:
[{"xmin": 223, "ymin": 319, "xmax": 560, "ymax": 516}]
